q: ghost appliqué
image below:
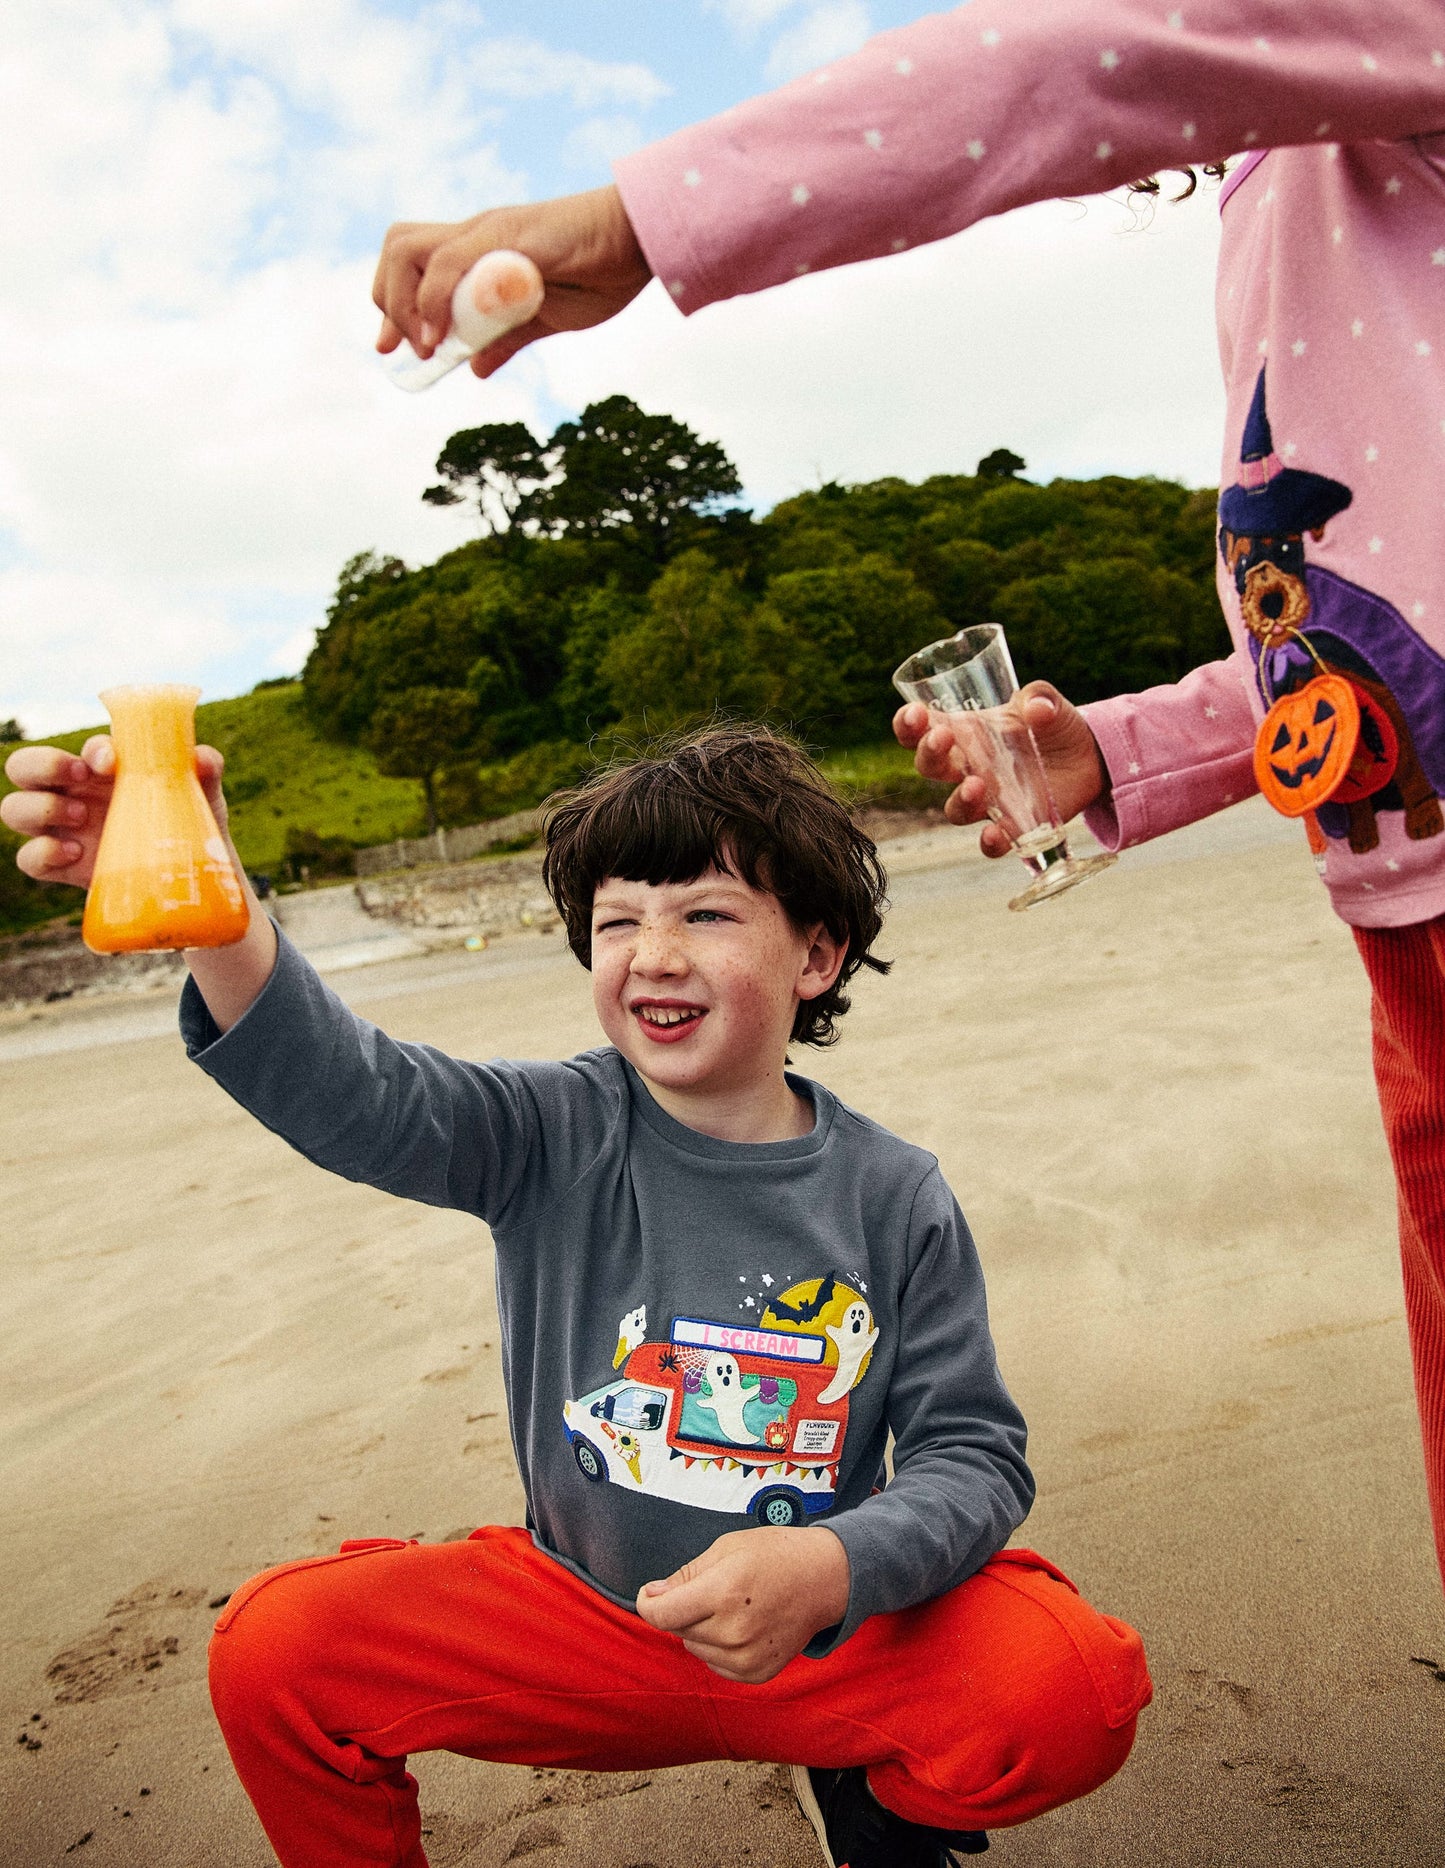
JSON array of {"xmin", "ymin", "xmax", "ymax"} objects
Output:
[{"xmin": 819, "ymin": 1300, "xmax": 880, "ymax": 1404}]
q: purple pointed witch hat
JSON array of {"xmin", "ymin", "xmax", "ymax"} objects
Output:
[{"xmin": 1218, "ymin": 368, "xmax": 1353, "ymax": 536}]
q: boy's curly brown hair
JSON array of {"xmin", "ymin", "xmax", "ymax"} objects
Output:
[{"xmin": 541, "ymin": 723, "xmax": 890, "ymax": 1047}]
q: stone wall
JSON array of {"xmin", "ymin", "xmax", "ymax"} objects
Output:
[
  {"xmin": 354, "ymin": 808, "xmax": 541, "ymax": 878},
  {"xmin": 0, "ymin": 922, "xmax": 184, "ymax": 1011},
  {"xmin": 356, "ymin": 850, "xmax": 561, "ymax": 943}
]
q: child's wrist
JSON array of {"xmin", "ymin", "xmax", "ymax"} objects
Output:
[{"xmin": 801, "ymin": 1525, "xmax": 851, "ymax": 1626}]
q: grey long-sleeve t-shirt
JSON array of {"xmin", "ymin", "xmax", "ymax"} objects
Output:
[{"xmin": 181, "ymin": 932, "xmax": 1033, "ymax": 1650}]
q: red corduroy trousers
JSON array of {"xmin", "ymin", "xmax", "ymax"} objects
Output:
[
  {"xmin": 1356, "ymin": 917, "xmax": 1445, "ymax": 1584},
  {"xmin": 208, "ymin": 1526, "xmax": 1150, "ymax": 1868}
]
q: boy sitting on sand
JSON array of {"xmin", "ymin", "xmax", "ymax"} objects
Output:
[{"xmin": 4, "ymin": 722, "xmax": 1149, "ymax": 1868}]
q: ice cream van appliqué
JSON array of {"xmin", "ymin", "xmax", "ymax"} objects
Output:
[{"xmin": 562, "ymin": 1277, "xmax": 879, "ymax": 1528}]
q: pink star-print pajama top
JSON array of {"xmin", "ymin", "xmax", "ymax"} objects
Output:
[{"xmin": 615, "ymin": 0, "xmax": 1445, "ymax": 928}]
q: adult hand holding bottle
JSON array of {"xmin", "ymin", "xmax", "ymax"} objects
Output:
[
  {"xmin": 2, "ymin": 734, "xmax": 278, "ymax": 1032},
  {"xmin": 373, "ymin": 184, "xmax": 651, "ymax": 379}
]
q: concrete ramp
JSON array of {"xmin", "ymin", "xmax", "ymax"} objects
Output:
[{"xmin": 271, "ymin": 883, "xmax": 428, "ymax": 973}]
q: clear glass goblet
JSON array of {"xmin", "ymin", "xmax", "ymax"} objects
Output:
[{"xmin": 893, "ymin": 624, "xmax": 1116, "ymax": 911}]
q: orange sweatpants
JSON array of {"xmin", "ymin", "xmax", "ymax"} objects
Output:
[
  {"xmin": 208, "ymin": 1526, "xmax": 1150, "ymax": 1868},
  {"xmin": 1356, "ymin": 917, "xmax": 1445, "ymax": 1587}
]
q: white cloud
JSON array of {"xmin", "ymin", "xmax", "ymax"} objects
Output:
[
  {"xmin": 0, "ymin": 245, "xmax": 555, "ymax": 726},
  {"xmin": 0, "ymin": 0, "xmax": 671, "ymax": 733},
  {"xmin": 3, "ymin": 31, "xmax": 283, "ymax": 311},
  {"xmin": 168, "ymin": 0, "xmax": 667, "ymax": 117},
  {"xmin": 5, "ymin": 0, "xmax": 668, "ymax": 301},
  {"xmin": 457, "ymin": 37, "xmax": 670, "ymax": 109},
  {"xmin": 268, "ymin": 626, "xmax": 324, "ymax": 676},
  {"xmin": 764, "ymin": 1, "xmax": 872, "ymax": 81},
  {"xmin": 705, "ymin": 0, "xmax": 871, "ymax": 83},
  {"xmin": 1, "ymin": 566, "xmax": 246, "ymax": 736}
]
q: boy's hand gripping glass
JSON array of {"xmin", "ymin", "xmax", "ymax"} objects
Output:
[
  {"xmin": 893, "ymin": 625, "xmax": 1116, "ymax": 911},
  {"xmin": 81, "ymin": 686, "xmax": 250, "ymax": 954}
]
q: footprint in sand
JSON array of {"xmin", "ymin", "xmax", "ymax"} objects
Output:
[{"xmin": 45, "ymin": 1581, "xmax": 210, "ymax": 1704}]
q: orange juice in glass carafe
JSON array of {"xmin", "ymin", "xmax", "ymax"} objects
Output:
[{"xmin": 81, "ymin": 685, "xmax": 250, "ymax": 953}]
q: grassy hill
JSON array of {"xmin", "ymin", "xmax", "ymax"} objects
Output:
[
  {"xmin": 1, "ymin": 682, "xmax": 931, "ymax": 938},
  {"xmin": 192, "ymin": 683, "xmax": 428, "ymax": 869}
]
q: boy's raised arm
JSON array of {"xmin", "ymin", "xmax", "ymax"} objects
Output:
[
  {"xmin": 185, "ymin": 888, "xmax": 279, "ymax": 1034},
  {"xmin": 178, "ymin": 909, "xmax": 628, "ymax": 1233},
  {"xmin": 4, "ymin": 736, "xmax": 604, "ymax": 1224}
]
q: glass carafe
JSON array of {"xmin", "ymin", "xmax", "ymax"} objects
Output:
[{"xmin": 82, "ymin": 685, "xmax": 250, "ymax": 953}]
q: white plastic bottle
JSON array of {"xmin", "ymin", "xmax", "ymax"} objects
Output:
[{"xmin": 381, "ymin": 250, "xmax": 546, "ymax": 392}]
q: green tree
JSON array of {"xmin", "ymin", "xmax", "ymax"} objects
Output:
[
  {"xmin": 519, "ymin": 396, "xmax": 742, "ymax": 561},
  {"xmin": 598, "ymin": 551, "xmax": 754, "ymax": 728},
  {"xmin": 916, "ymin": 539, "xmax": 1008, "ymax": 628},
  {"xmin": 305, "ymin": 555, "xmax": 571, "ymax": 751},
  {"xmin": 365, "ymin": 686, "xmax": 478, "ymax": 832},
  {"xmin": 307, "ymin": 447, "xmax": 1224, "ymax": 794},
  {"xmin": 994, "ymin": 557, "xmax": 1228, "ymax": 702},
  {"xmin": 304, "ymin": 550, "xmax": 413, "ymax": 730},
  {"xmin": 763, "ymin": 475, "xmax": 971, "ymax": 576},
  {"xmin": 281, "ymin": 827, "xmax": 356, "ymax": 883},
  {"xmin": 745, "ymin": 556, "xmax": 944, "ymax": 739},
  {"xmin": 0, "ymin": 718, "xmax": 24, "ymax": 744},
  {"xmin": 329, "ymin": 550, "xmax": 409, "ymax": 616},
  {"xmin": 554, "ymin": 583, "xmax": 646, "ymax": 740},
  {"xmin": 439, "ymin": 739, "xmax": 595, "ymax": 826},
  {"xmin": 976, "ymin": 447, "xmax": 1027, "ymax": 479},
  {"xmin": 421, "ymin": 423, "xmax": 548, "ymax": 535}
]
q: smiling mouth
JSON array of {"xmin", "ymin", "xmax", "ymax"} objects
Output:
[{"xmin": 632, "ymin": 1003, "xmax": 706, "ymax": 1043}]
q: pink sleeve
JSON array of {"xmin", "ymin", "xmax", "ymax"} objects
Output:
[
  {"xmin": 614, "ymin": 0, "xmax": 1445, "ymax": 313},
  {"xmin": 1079, "ymin": 654, "xmax": 1261, "ymax": 850}
]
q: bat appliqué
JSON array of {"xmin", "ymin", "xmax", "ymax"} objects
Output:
[{"xmin": 763, "ymin": 1273, "xmax": 838, "ymax": 1325}]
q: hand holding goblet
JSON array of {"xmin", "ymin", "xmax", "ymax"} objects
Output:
[{"xmin": 892, "ymin": 625, "xmax": 1115, "ymax": 910}]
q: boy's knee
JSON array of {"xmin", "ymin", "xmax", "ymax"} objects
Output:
[
  {"xmin": 208, "ymin": 1538, "xmax": 421, "ymax": 1753},
  {"xmin": 889, "ymin": 1553, "xmax": 1151, "ymax": 1827},
  {"xmin": 1014, "ymin": 1636, "xmax": 1144, "ymax": 1807},
  {"xmin": 973, "ymin": 1558, "xmax": 1151, "ymax": 1813},
  {"xmin": 208, "ymin": 1559, "xmax": 329, "ymax": 1743}
]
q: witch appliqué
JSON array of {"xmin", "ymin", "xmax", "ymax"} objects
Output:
[{"xmin": 1220, "ymin": 368, "xmax": 1445, "ymax": 855}]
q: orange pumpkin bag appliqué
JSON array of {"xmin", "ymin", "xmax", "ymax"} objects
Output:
[{"xmin": 1253, "ymin": 645, "xmax": 1362, "ymax": 819}]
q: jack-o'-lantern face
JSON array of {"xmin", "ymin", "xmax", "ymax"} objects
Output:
[{"xmin": 1253, "ymin": 673, "xmax": 1361, "ymax": 817}]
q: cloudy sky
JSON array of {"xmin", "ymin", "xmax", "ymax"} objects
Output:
[{"xmin": 4, "ymin": 0, "xmax": 1225, "ymax": 735}]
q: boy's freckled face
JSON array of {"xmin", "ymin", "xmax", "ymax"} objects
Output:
[{"xmin": 589, "ymin": 867, "xmax": 814, "ymax": 1099}]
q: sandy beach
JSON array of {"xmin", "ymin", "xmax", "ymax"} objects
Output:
[{"xmin": 4, "ymin": 800, "xmax": 1443, "ymax": 1867}]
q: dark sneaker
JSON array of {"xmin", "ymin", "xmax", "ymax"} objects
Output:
[{"xmin": 791, "ymin": 1764, "xmax": 989, "ymax": 1867}]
